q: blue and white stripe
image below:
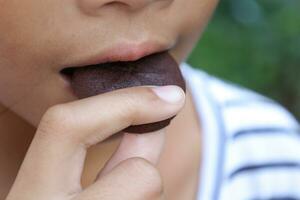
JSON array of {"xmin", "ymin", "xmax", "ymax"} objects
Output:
[{"xmin": 180, "ymin": 63, "xmax": 300, "ymax": 200}]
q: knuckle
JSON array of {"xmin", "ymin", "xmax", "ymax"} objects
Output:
[
  {"xmin": 117, "ymin": 87, "xmax": 159, "ymax": 123},
  {"xmin": 136, "ymin": 86, "xmax": 160, "ymax": 103},
  {"xmin": 37, "ymin": 104, "xmax": 75, "ymax": 138},
  {"xmin": 127, "ymin": 158, "xmax": 164, "ymax": 197}
]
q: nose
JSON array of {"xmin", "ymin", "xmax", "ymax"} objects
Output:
[{"xmin": 78, "ymin": 0, "xmax": 157, "ymax": 15}]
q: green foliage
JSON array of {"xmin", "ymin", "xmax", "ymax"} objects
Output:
[{"xmin": 188, "ymin": 0, "xmax": 300, "ymax": 120}]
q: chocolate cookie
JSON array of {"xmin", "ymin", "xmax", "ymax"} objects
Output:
[{"xmin": 69, "ymin": 51, "xmax": 186, "ymax": 133}]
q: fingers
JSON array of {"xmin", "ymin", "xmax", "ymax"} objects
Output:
[
  {"xmin": 76, "ymin": 157, "xmax": 165, "ymax": 200},
  {"xmin": 38, "ymin": 85, "xmax": 184, "ymax": 147},
  {"xmin": 96, "ymin": 129, "xmax": 166, "ymax": 179},
  {"xmin": 8, "ymin": 85, "xmax": 184, "ymax": 199}
]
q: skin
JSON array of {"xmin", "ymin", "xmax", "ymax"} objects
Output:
[{"xmin": 0, "ymin": 0, "xmax": 218, "ymax": 199}]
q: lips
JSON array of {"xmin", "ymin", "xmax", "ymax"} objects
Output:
[
  {"xmin": 60, "ymin": 41, "xmax": 171, "ymax": 70},
  {"xmin": 60, "ymin": 42, "xmax": 170, "ymax": 82}
]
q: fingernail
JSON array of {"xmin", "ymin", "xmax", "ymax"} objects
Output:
[{"xmin": 152, "ymin": 85, "xmax": 184, "ymax": 103}]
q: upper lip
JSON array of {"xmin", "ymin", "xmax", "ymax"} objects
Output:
[{"xmin": 60, "ymin": 41, "xmax": 172, "ymax": 70}]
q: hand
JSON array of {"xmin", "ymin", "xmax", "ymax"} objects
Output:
[{"xmin": 6, "ymin": 85, "xmax": 185, "ymax": 200}]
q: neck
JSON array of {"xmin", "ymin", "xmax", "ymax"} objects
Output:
[
  {"xmin": 0, "ymin": 104, "xmax": 35, "ymax": 197},
  {"xmin": 0, "ymin": 103, "xmax": 35, "ymax": 143},
  {"xmin": 0, "ymin": 104, "xmax": 35, "ymax": 161},
  {"xmin": 0, "ymin": 103, "xmax": 7, "ymax": 114}
]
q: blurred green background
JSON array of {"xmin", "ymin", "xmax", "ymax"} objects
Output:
[{"xmin": 188, "ymin": 0, "xmax": 300, "ymax": 120}]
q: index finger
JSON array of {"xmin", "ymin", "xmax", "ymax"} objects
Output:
[{"xmin": 9, "ymin": 85, "xmax": 185, "ymax": 198}]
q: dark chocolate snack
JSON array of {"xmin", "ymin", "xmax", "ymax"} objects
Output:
[{"xmin": 69, "ymin": 51, "xmax": 186, "ymax": 133}]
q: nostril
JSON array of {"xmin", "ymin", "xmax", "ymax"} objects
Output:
[
  {"xmin": 104, "ymin": 1, "xmax": 128, "ymax": 7},
  {"xmin": 77, "ymin": 0, "xmax": 132, "ymax": 16},
  {"xmin": 77, "ymin": 0, "xmax": 157, "ymax": 16},
  {"xmin": 102, "ymin": 1, "xmax": 132, "ymax": 10}
]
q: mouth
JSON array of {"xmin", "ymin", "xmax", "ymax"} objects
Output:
[
  {"xmin": 59, "ymin": 44, "xmax": 171, "ymax": 84},
  {"xmin": 61, "ymin": 50, "xmax": 185, "ymax": 133}
]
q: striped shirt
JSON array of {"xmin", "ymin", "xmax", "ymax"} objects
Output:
[{"xmin": 180, "ymin": 63, "xmax": 300, "ymax": 200}]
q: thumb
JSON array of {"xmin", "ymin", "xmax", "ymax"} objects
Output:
[
  {"xmin": 96, "ymin": 128, "xmax": 166, "ymax": 179},
  {"xmin": 76, "ymin": 157, "xmax": 164, "ymax": 200}
]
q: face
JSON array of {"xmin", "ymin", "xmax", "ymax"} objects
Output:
[{"xmin": 0, "ymin": 0, "xmax": 218, "ymax": 126}]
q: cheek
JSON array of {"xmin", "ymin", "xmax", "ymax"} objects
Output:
[
  {"xmin": 167, "ymin": 0, "xmax": 218, "ymax": 33},
  {"xmin": 0, "ymin": 0, "xmax": 75, "ymax": 72},
  {"xmin": 0, "ymin": 68, "xmax": 75, "ymax": 126},
  {"xmin": 171, "ymin": 0, "xmax": 218, "ymax": 62},
  {"xmin": 0, "ymin": 66, "xmax": 48, "ymax": 125},
  {"xmin": 0, "ymin": 0, "xmax": 76, "ymax": 125}
]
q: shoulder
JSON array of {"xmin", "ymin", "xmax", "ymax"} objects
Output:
[
  {"xmin": 181, "ymin": 63, "xmax": 300, "ymax": 199},
  {"xmin": 181, "ymin": 62, "xmax": 300, "ymax": 131}
]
